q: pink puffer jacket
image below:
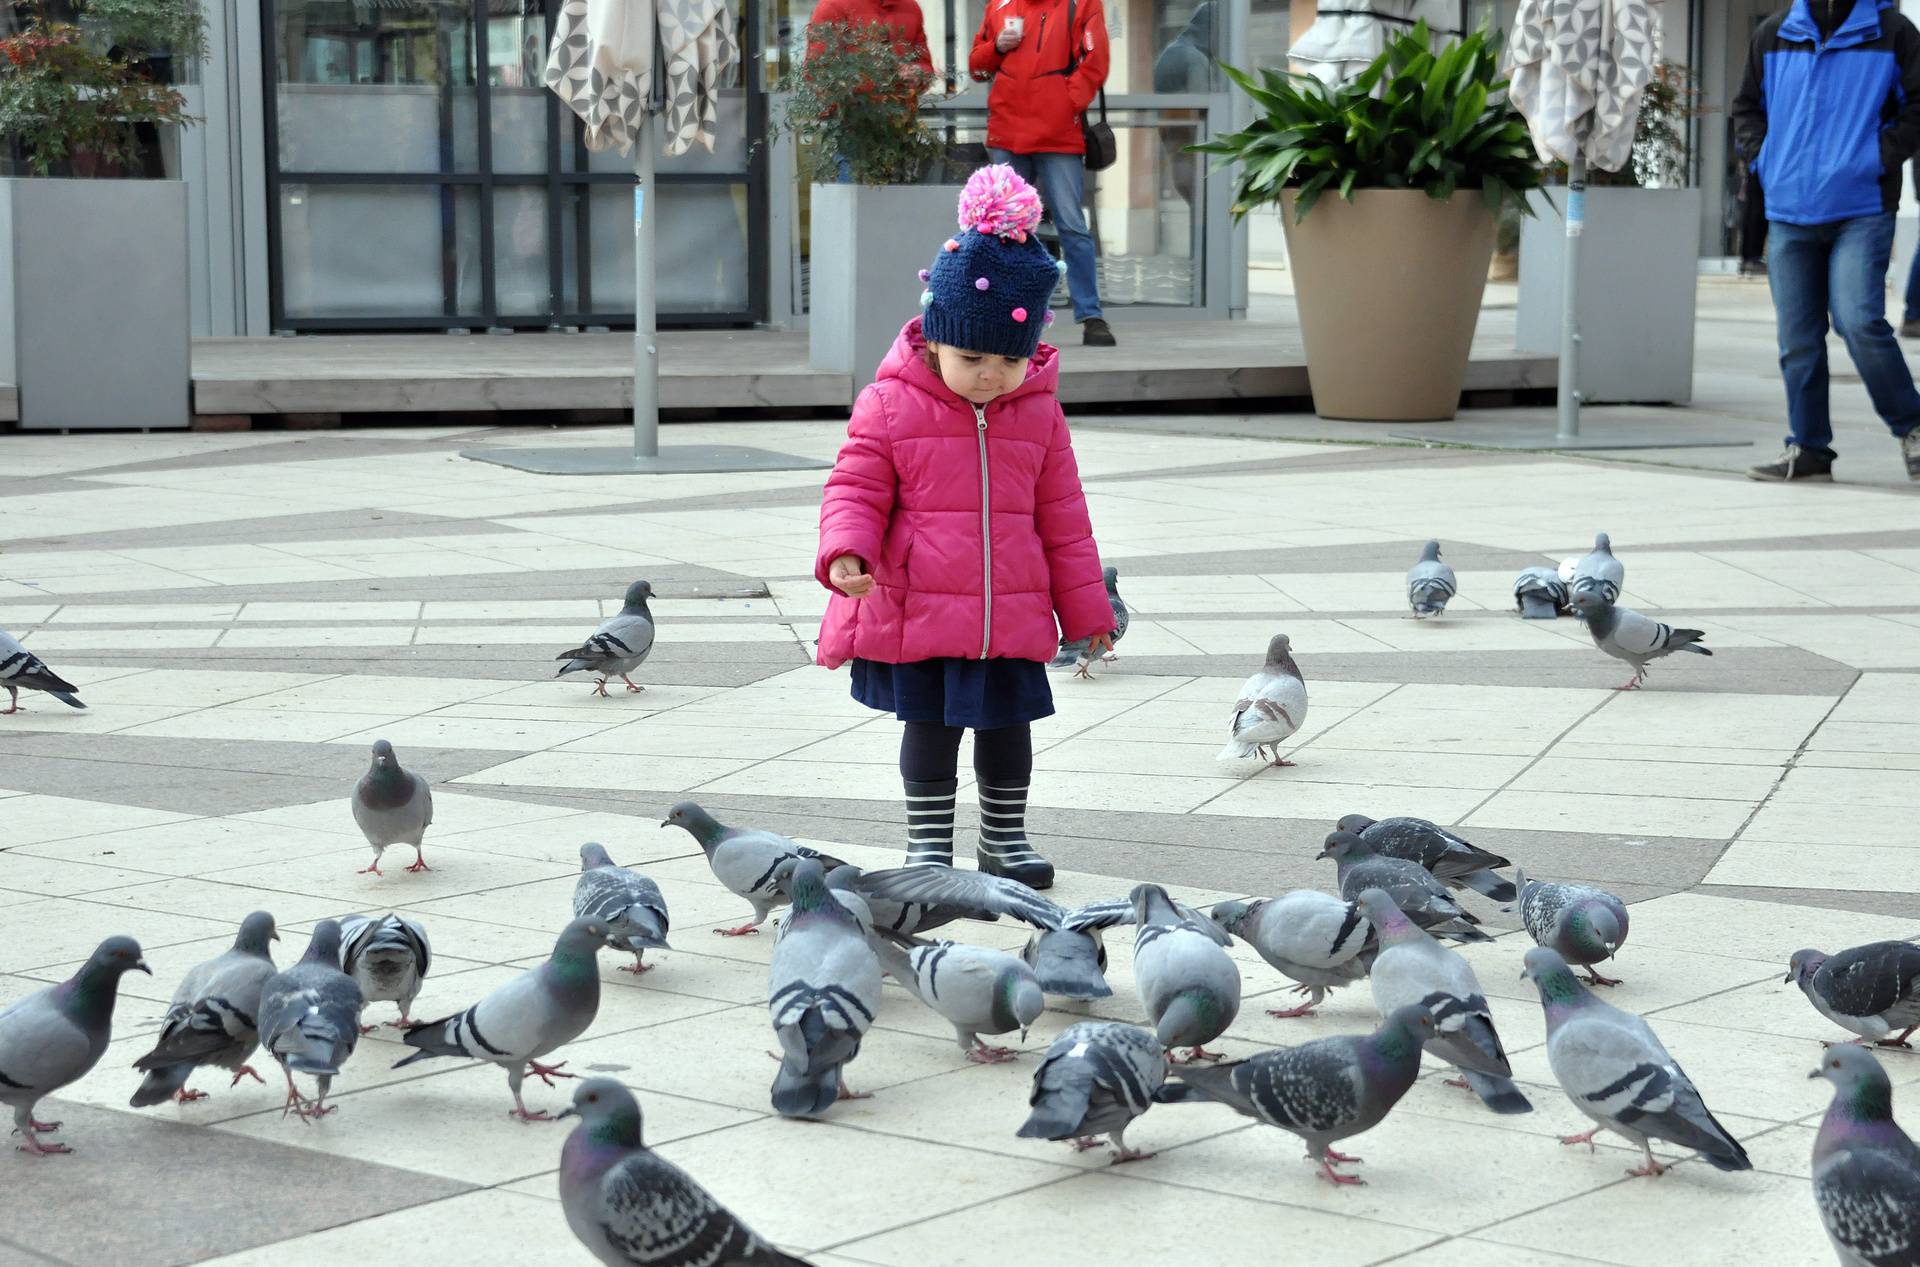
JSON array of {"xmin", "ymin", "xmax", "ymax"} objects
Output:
[{"xmin": 815, "ymin": 318, "xmax": 1112, "ymax": 668}]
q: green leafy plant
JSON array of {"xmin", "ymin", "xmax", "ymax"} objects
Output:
[
  {"xmin": 1, "ymin": 0, "xmax": 205, "ymax": 177},
  {"xmin": 1192, "ymin": 24, "xmax": 1541, "ymax": 223},
  {"xmin": 770, "ymin": 21, "xmax": 941, "ymax": 186}
]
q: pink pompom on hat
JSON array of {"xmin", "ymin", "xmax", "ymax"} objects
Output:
[{"xmin": 921, "ymin": 165, "xmax": 1062, "ymax": 359}]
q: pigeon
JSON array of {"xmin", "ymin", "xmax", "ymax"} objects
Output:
[
  {"xmin": 351, "ymin": 739, "xmax": 434, "ymax": 876},
  {"xmin": 1568, "ymin": 590, "xmax": 1710, "ymax": 691},
  {"xmin": 395, "ymin": 917, "xmax": 611, "ymax": 1121},
  {"xmin": 871, "ymin": 934, "xmax": 1043, "ymax": 1064},
  {"xmin": 131, "ymin": 912, "xmax": 276, "ymax": 1107},
  {"xmin": 557, "ymin": 579, "xmax": 657, "ymax": 697},
  {"xmin": 662, "ymin": 802, "xmax": 849, "ymax": 937},
  {"xmin": 1335, "ymin": 814, "xmax": 1515, "ymax": 903},
  {"xmin": 826, "ymin": 864, "xmax": 974, "ymax": 939},
  {"xmin": 1513, "ymin": 566, "xmax": 1570, "ymax": 620},
  {"xmin": 1522, "ymin": 946, "xmax": 1750, "ymax": 1176},
  {"xmin": 1132, "ymin": 883, "xmax": 1241, "ymax": 1064},
  {"xmin": 1316, "ymin": 831, "xmax": 1490, "ymax": 943},
  {"xmin": 1212, "ymin": 892, "xmax": 1373, "ymax": 1019},
  {"xmin": 258, "ymin": 920, "xmax": 364, "ymax": 1120},
  {"xmin": 1787, "ymin": 941, "xmax": 1920, "ymax": 1050},
  {"xmin": 1161, "ymin": 1004, "xmax": 1439, "ymax": 1185},
  {"xmin": 1218, "ymin": 633, "xmax": 1309, "ymax": 765},
  {"xmin": 1514, "ymin": 869, "xmax": 1630, "ymax": 987},
  {"xmin": 1571, "ymin": 532, "xmax": 1625, "ymax": 604},
  {"xmin": 1354, "ymin": 889, "xmax": 1531, "ymax": 1116},
  {"xmin": 1406, "ymin": 540, "xmax": 1457, "ymax": 618},
  {"xmin": 1810, "ymin": 1046, "xmax": 1920, "ymax": 1267},
  {"xmin": 576, "ymin": 843, "xmax": 671, "ymax": 975},
  {"xmin": 0, "ymin": 628, "xmax": 85, "ymax": 714},
  {"xmin": 767, "ymin": 859, "xmax": 882, "ymax": 1117},
  {"xmin": 0, "ymin": 936, "xmax": 148, "ymax": 1154},
  {"xmin": 559, "ymin": 1079, "xmax": 811, "ymax": 1267},
  {"xmin": 1050, "ymin": 565, "xmax": 1128, "ymax": 679},
  {"xmin": 339, "ymin": 912, "xmax": 431, "ymax": 1028},
  {"xmin": 1017, "ymin": 1022, "xmax": 1169, "ymax": 1163}
]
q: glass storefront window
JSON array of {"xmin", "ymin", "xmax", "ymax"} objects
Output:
[{"xmin": 279, "ymin": 183, "xmax": 483, "ymax": 317}]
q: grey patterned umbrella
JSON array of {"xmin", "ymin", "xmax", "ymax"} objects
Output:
[{"xmin": 1288, "ymin": 0, "xmax": 1461, "ymax": 89}]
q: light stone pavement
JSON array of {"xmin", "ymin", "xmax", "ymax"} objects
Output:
[{"xmin": 1, "ymin": 419, "xmax": 1919, "ymax": 1266}]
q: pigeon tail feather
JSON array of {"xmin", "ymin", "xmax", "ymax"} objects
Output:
[
  {"xmin": 1460, "ymin": 870, "xmax": 1518, "ymax": 903},
  {"xmin": 1463, "ymin": 1070, "xmax": 1533, "ymax": 1115},
  {"xmin": 771, "ymin": 1059, "xmax": 841, "ymax": 1117},
  {"xmin": 1017, "ymin": 1080, "xmax": 1095, "ymax": 1140},
  {"xmin": 129, "ymin": 1063, "xmax": 194, "ymax": 1108}
]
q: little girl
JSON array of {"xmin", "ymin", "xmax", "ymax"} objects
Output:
[{"xmin": 813, "ymin": 165, "xmax": 1114, "ymax": 891}]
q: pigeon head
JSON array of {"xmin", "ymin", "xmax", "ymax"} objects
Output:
[
  {"xmin": 661, "ymin": 801, "xmax": 723, "ymax": 847},
  {"xmin": 556, "ymin": 917, "xmax": 614, "ymax": 958},
  {"xmin": 579, "ymin": 842, "xmax": 615, "ymax": 871},
  {"xmin": 1809, "ymin": 1045, "xmax": 1894, "ymax": 1105},
  {"xmin": 1334, "ymin": 813, "xmax": 1376, "ymax": 835},
  {"xmin": 558, "ymin": 1077, "xmax": 645, "ymax": 1147},
  {"xmin": 1571, "ymin": 902, "xmax": 1624, "ymax": 960},
  {"xmin": 1520, "ymin": 947, "xmax": 1587, "ymax": 1007},
  {"xmin": 1785, "ymin": 948, "xmax": 1828, "ymax": 986},
  {"xmin": 303, "ymin": 919, "xmax": 345, "ymax": 966},
  {"xmin": 1022, "ymin": 930, "xmax": 1112, "ymax": 999},
  {"xmin": 369, "ymin": 739, "xmax": 397, "ymax": 767},
  {"xmin": 1567, "ymin": 588, "xmax": 1610, "ymax": 613},
  {"xmin": 785, "ymin": 858, "xmax": 832, "ymax": 914},
  {"xmin": 1128, "ymin": 883, "xmax": 1180, "ymax": 928},
  {"xmin": 82, "ymin": 935, "xmax": 150, "ymax": 979},
  {"xmin": 621, "ymin": 580, "xmax": 655, "ymax": 611},
  {"xmin": 1314, "ymin": 830, "xmax": 1369, "ymax": 863},
  {"xmin": 1208, "ymin": 899, "xmax": 1259, "ymax": 935},
  {"xmin": 995, "ymin": 966, "xmax": 1046, "ymax": 1040},
  {"xmin": 1263, "ymin": 632, "xmax": 1294, "ymax": 663},
  {"xmin": 1352, "ymin": 888, "xmax": 1415, "ymax": 939},
  {"xmin": 1379, "ymin": 1003, "xmax": 1438, "ymax": 1050},
  {"xmin": 1419, "ymin": 540, "xmax": 1442, "ymax": 562},
  {"xmin": 235, "ymin": 910, "xmax": 279, "ymax": 955},
  {"xmin": 1594, "ymin": 532, "xmax": 1613, "ymax": 553},
  {"xmin": 1101, "ymin": 565, "xmax": 1119, "ymax": 586}
]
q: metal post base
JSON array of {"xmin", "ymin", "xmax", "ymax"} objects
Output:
[
  {"xmin": 459, "ymin": 444, "xmax": 831, "ymax": 475},
  {"xmin": 1388, "ymin": 421, "xmax": 1756, "ymax": 451}
]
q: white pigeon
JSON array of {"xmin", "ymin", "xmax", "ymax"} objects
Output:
[
  {"xmin": 1218, "ymin": 633, "xmax": 1309, "ymax": 765},
  {"xmin": 871, "ymin": 935, "xmax": 1044, "ymax": 1064},
  {"xmin": 1211, "ymin": 891, "xmax": 1372, "ymax": 1018}
]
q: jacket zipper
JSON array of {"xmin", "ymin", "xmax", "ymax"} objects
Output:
[
  {"xmin": 1035, "ymin": 14, "xmax": 1048, "ymax": 65},
  {"xmin": 974, "ymin": 402, "xmax": 991, "ymax": 659}
]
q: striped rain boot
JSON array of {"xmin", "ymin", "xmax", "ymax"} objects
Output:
[
  {"xmin": 975, "ymin": 781, "xmax": 1054, "ymax": 890},
  {"xmin": 903, "ymin": 777, "xmax": 957, "ymax": 868}
]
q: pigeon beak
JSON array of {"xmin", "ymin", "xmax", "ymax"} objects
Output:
[
  {"xmin": 659, "ymin": 818, "xmax": 671, "ymax": 829},
  {"xmin": 1313, "ymin": 849, "xmax": 1330, "ymax": 861},
  {"xmin": 134, "ymin": 959, "xmax": 152, "ymax": 975},
  {"xmin": 1782, "ymin": 970, "xmax": 1795, "ymax": 985},
  {"xmin": 1807, "ymin": 1068, "xmax": 1823, "ymax": 1080}
]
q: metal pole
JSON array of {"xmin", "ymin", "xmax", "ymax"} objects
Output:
[
  {"xmin": 632, "ymin": 118, "xmax": 659, "ymax": 459},
  {"xmin": 1555, "ymin": 152, "xmax": 1586, "ymax": 442}
]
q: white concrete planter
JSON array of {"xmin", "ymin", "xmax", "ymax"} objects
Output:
[
  {"xmin": 1517, "ymin": 186, "xmax": 1702, "ymax": 406},
  {"xmin": 808, "ymin": 183, "xmax": 964, "ymax": 387},
  {"xmin": 0, "ymin": 178, "xmax": 190, "ymax": 430}
]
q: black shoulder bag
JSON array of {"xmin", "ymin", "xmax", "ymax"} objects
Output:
[{"xmin": 1066, "ymin": 0, "xmax": 1117, "ymax": 172}]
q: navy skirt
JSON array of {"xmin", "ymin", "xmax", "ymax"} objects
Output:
[{"xmin": 851, "ymin": 657, "xmax": 1055, "ymax": 729}]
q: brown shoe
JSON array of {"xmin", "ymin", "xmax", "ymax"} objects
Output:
[
  {"xmin": 1081, "ymin": 318, "xmax": 1116, "ymax": 348},
  {"xmin": 1901, "ymin": 319, "xmax": 1920, "ymax": 339}
]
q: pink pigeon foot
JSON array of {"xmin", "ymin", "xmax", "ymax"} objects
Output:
[
  {"xmin": 1069, "ymin": 1137, "xmax": 1104, "ymax": 1152},
  {"xmin": 405, "ymin": 852, "xmax": 431, "ymax": 873},
  {"xmin": 173, "ymin": 1088, "xmax": 209, "ymax": 1104},
  {"xmin": 1582, "ymin": 967, "xmax": 1623, "ymax": 987},
  {"xmin": 1269, "ymin": 756, "xmax": 1297, "ymax": 767},
  {"xmin": 1626, "ymin": 1153, "xmax": 1669, "ymax": 1178},
  {"xmin": 1316, "ymin": 1157, "xmax": 1365, "ymax": 1186},
  {"xmin": 1560, "ymin": 1129, "xmax": 1601, "ymax": 1152},
  {"xmin": 16, "ymin": 1134, "xmax": 71, "ymax": 1156},
  {"xmin": 509, "ymin": 1106, "xmax": 555, "ymax": 1123},
  {"xmin": 621, "ymin": 675, "xmax": 644, "ymax": 693},
  {"xmin": 1109, "ymin": 1147, "xmax": 1155, "ymax": 1164},
  {"xmin": 966, "ymin": 1042, "xmax": 1019, "ymax": 1065},
  {"xmin": 1265, "ymin": 991, "xmax": 1319, "ymax": 1019},
  {"xmin": 836, "ymin": 1081, "xmax": 872, "ymax": 1102},
  {"xmin": 358, "ymin": 1024, "xmax": 379, "ymax": 1035},
  {"xmin": 1073, "ymin": 664, "xmax": 1093, "ymax": 680},
  {"xmin": 527, "ymin": 1060, "xmax": 575, "ymax": 1088},
  {"xmin": 1613, "ymin": 677, "xmax": 1644, "ymax": 692},
  {"xmin": 1324, "ymin": 1148, "xmax": 1363, "ymax": 1164},
  {"xmin": 592, "ymin": 678, "xmax": 611, "ymax": 698},
  {"xmin": 231, "ymin": 1066, "xmax": 265, "ymax": 1087},
  {"xmin": 1169, "ymin": 1045, "xmax": 1226, "ymax": 1065},
  {"xmin": 357, "ymin": 861, "xmax": 384, "ymax": 876},
  {"xmin": 619, "ymin": 956, "xmax": 653, "ymax": 975},
  {"xmin": 1443, "ymin": 1076, "xmax": 1472, "ymax": 1091},
  {"xmin": 26, "ymin": 1117, "xmax": 61, "ymax": 1133},
  {"xmin": 714, "ymin": 923, "xmax": 761, "ymax": 937}
]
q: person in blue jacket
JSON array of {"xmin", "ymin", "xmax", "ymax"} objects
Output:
[{"xmin": 1732, "ymin": 0, "xmax": 1920, "ymax": 483}]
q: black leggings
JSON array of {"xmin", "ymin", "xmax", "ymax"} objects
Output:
[{"xmin": 899, "ymin": 721, "xmax": 1033, "ymax": 785}]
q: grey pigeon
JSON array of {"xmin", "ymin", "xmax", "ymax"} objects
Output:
[
  {"xmin": 1050, "ymin": 565, "xmax": 1128, "ymax": 679},
  {"xmin": 576, "ymin": 843, "xmax": 671, "ymax": 975},
  {"xmin": 1161, "ymin": 1004, "xmax": 1438, "ymax": 1185},
  {"xmin": 1515, "ymin": 869, "xmax": 1630, "ymax": 987},
  {"xmin": 662, "ymin": 802, "xmax": 849, "ymax": 937},
  {"xmin": 1571, "ymin": 532, "xmax": 1625, "ymax": 604},
  {"xmin": 1317, "ymin": 831, "xmax": 1490, "ymax": 944},
  {"xmin": 1406, "ymin": 540, "xmax": 1457, "ymax": 618},
  {"xmin": 1513, "ymin": 566, "xmax": 1570, "ymax": 619},
  {"xmin": 559, "ymin": 1079, "xmax": 811, "ymax": 1266},
  {"xmin": 871, "ymin": 934, "xmax": 1043, "ymax": 1063},
  {"xmin": 351, "ymin": 738, "xmax": 434, "ymax": 876},
  {"xmin": 1017, "ymin": 1021, "xmax": 1169, "ymax": 1163},
  {"xmin": 339, "ymin": 912, "xmax": 431, "ymax": 1027},
  {"xmin": 767, "ymin": 860, "xmax": 882, "ymax": 1117},
  {"xmin": 258, "ymin": 920, "xmax": 364, "ymax": 1120},
  {"xmin": 0, "ymin": 628, "xmax": 85, "ymax": 714},
  {"xmin": 1522, "ymin": 946, "xmax": 1750, "ymax": 1176},
  {"xmin": 1355, "ymin": 889, "xmax": 1531, "ymax": 1116},
  {"xmin": 1788, "ymin": 942, "xmax": 1920, "ymax": 1050},
  {"xmin": 1132, "ymin": 883, "xmax": 1241, "ymax": 1064},
  {"xmin": 557, "ymin": 580, "xmax": 657, "ymax": 697},
  {"xmin": 395, "ymin": 917, "xmax": 611, "ymax": 1121},
  {"xmin": 1212, "ymin": 891, "xmax": 1373, "ymax": 1019},
  {"xmin": 1810, "ymin": 1046, "xmax": 1920, "ymax": 1267},
  {"xmin": 0, "ymin": 936, "xmax": 147, "ymax": 1154},
  {"xmin": 826, "ymin": 864, "xmax": 973, "ymax": 939},
  {"xmin": 1218, "ymin": 633, "xmax": 1309, "ymax": 765},
  {"xmin": 1568, "ymin": 589, "xmax": 1710, "ymax": 690},
  {"xmin": 1336, "ymin": 814, "xmax": 1515, "ymax": 903},
  {"xmin": 131, "ymin": 912, "xmax": 277, "ymax": 1107}
]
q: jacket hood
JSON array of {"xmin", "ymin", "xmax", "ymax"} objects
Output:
[
  {"xmin": 1781, "ymin": 0, "xmax": 1887, "ymax": 43},
  {"xmin": 877, "ymin": 317, "xmax": 1061, "ymax": 405}
]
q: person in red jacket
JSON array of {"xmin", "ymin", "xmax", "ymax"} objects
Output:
[
  {"xmin": 969, "ymin": 0, "xmax": 1115, "ymax": 346},
  {"xmin": 807, "ymin": 0, "xmax": 936, "ymax": 182}
]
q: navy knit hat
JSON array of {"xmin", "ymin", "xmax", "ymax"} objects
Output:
[{"xmin": 919, "ymin": 165, "xmax": 1067, "ymax": 360}]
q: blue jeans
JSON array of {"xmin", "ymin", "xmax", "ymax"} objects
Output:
[
  {"xmin": 1768, "ymin": 212, "xmax": 1920, "ymax": 457},
  {"xmin": 986, "ymin": 148, "xmax": 1102, "ymax": 322},
  {"xmin": 1904, "ymin": 235, "xmax": 1920, "ymax": 324}
]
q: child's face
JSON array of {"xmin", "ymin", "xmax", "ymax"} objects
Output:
[{"xmin": 930, "ymin": 342, "xmax": 1030, "ymax": 405}]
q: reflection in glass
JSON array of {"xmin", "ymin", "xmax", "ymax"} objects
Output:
[
  {"xmin": 566, "ymin": 184, "xmax": 752, "ymax": 314},
  {"xmin": 494, "ymin": 186, "xmax": 553, "ymax": 316},
  {"xmin": 279, "ymin": 184, "xmax": 482, "ymax": 317}
]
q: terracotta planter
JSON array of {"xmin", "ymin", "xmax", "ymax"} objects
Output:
[{"xmin": 1280, "ymin": 189, "xmax": 1495, "ymax": 421}]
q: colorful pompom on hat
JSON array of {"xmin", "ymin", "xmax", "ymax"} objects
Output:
[{"xmin": 921, "ymin": 165, "xmax": 1064, "ymax": 360}]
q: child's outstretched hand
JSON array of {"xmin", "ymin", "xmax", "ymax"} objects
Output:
[
  {"xmin": 829, "ymin": 554, "xmax": 875, "ymax": 598},
  {"xmin": 1088, "ymin": 632, "xmax": 1114, "ymax": 657}
]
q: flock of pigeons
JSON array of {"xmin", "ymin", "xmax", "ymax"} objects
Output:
[{"xmin": 0, "ymin": 544, "xmax": 1914, "ymax": 1267}]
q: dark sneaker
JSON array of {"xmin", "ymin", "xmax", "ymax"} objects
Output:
[
  {"xmin": 1081, "ymin": 318, "xmax": 1116, "ymax": 348},
  {"xmin": 1746, "ymin": 444, "xmax": 1834, "ymax": 483},
  {"xmin": 1903, "ymin": 429, "xmax": 1920, "ymax": 481},
  {"xmin": 1902, "ymin": 319, "xmax": 1920, "ymax": 339}
]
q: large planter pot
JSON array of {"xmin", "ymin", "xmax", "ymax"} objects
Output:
[
  {"xmin": 809, "ymin": 182, "xmax": 964, "ymax": 390},
  {"xmin": 1517, "ymin": 186, "xmax": 1702, "ymax": 405},
  {"xmin": 1281, "ymin": 188, "xmax": 1495, "ymax": 421},
  {"xmin": 0, "ymin": 178, "xmax": 190, "ymax": 430}
]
